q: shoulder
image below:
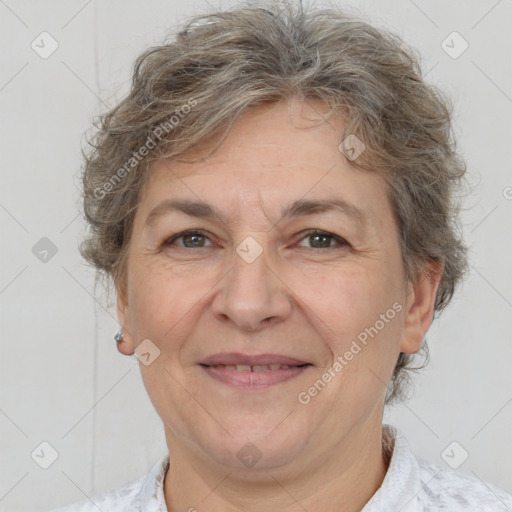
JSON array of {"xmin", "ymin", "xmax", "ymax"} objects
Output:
[
  {"xmin": 374, "ymin": 425, "xmax": 512, "ymax": 511},
  {"xmin": 418, "ymin": 457, "xmax": 512, "ymax": 510},
  {"xmin": 49, "ymin": 474, "xmax": 146, "ymax": 512},
  {"xmin": 49, "ymin": 453, "xmax": 170, "ymax": 512}
]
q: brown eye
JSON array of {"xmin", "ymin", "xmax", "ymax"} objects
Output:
[
  {"xmin": 164, "ymin": 230, "xmax": 214, "ymax": 249},
  {"xmin": 296, "ymin": 230, "xmax": 349, "ymax": 250}
]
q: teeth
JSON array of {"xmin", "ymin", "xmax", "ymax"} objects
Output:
[{"xmin": 212, "ymin": 364, "xmax": 299, "ymax": 371}]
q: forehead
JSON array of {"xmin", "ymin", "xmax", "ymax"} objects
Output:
[
  {"xmin": 168, "ymin": 99, "xmax": 345, "ymax": 177},
  {"xmin": 138, "ymin": 99, "xmax": 392, "ymax": 229}
]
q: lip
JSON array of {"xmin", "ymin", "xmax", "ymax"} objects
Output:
[
  {"xmin": 198, "ymin": 352, "xmax": 310, "ymax": 366},
  {"xmin": 200, "ymin": 364, "xmax": 311, "ymax": 388},
  {"xmin": 198, "ymin": 352, "xmax": 312, "ymax": 389}
]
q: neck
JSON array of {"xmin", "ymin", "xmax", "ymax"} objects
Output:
[{"xmin": 163, "ymin": 416, "xmax": 389, "ymax": 512}]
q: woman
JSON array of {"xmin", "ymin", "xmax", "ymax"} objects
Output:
[{"xmin": 53, "ymin": 2, "xmax": 512, "ymax": 511}]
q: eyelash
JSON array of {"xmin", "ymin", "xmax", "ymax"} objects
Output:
[{"xmin": 162, "ymin": 229, "xmax": 350, "ymax": 251}]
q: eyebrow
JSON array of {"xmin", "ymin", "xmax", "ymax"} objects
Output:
[{"xmin": 144, "ymin": 197, "xmax": 366, "ymax": 228}]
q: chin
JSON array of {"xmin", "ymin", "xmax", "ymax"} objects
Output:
[{"xmin": 192, "ymin": 416, "xmax": 310, "ymax": 471}]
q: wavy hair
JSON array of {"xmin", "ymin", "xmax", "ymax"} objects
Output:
[{"xmin": 80, "ymin": 1, "xmax": 468, "ymax": 404}]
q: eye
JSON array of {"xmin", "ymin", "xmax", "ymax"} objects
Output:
[
  {"xmin": 163, "ymin": 230, "xmax": 214, "ymax": 249},
  {"xmin": 296, "ymin": 229, "xmax": 350, "ymax": 250},
  {"xmin": 161, "ymin": 229, "xmax": 349, "ymax": 251}
]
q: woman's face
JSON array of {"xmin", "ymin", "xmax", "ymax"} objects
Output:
[{"xmin": 118, "ymin": 98, "xmax": 438, "ymax": 473}]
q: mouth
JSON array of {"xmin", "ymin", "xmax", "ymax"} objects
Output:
[
  {"xmin": 198, "ymin": 353, "xmax": 313, "ymax": 389},
  {"xmin": 201, "ymin": 363, "xmax": 310, "ymax": 371}
]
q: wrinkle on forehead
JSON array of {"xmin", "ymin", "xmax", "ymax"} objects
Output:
[{"xmin": 158, "ymin": 97, "xmax": 343, "ymax": 179}]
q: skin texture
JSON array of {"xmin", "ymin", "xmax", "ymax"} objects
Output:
[{"xmin": 116, "ymin": 98, "xmax": 441, "ymax": 512}]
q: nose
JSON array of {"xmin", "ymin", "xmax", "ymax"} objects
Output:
[{"xmin": 211, "ymin": 243, "xmax": 293, "ymax": 332}]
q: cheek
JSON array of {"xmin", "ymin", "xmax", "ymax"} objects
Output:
[
  {"xmin": 126, "ymin": 260, "xmax": 199, "ymax": 340},
  {"xmin": 300, "ymin": 263, "xmax": 402, "ymax": 339},
  {"xmin": 300, "ymin": 266, "xmax": 405, "ymax": 403}
]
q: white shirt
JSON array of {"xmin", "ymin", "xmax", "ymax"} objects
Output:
[{"xmin": 51, "ymin": 424, "xmax": 512, "ymax": 511}]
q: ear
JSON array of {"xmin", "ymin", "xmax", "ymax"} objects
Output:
[
  {"xmin": 399, "ymin": 260, "xmax": 443, "ymax": 354},
  {"xmin": 116, "ymin": 281, "xmax": 135, "ymax": 356}
]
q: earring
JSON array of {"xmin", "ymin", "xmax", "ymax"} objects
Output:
[{"xmin": 114, "ymin": 330, "xmax": 123, "ymax": 344}]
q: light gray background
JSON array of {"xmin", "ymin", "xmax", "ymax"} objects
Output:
[{"xmin": 1, "ymin": 0, "xmax": 511, "ymax": 510}]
